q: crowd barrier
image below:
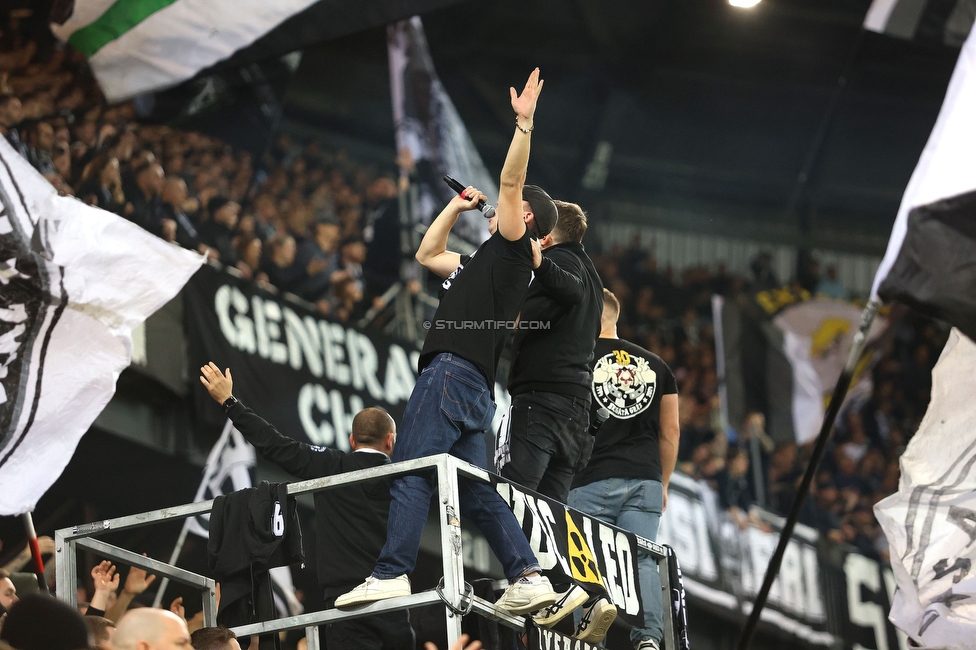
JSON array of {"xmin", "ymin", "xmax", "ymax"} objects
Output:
[{"xmin": 55, "ymin": 453, "xmax": 677, "ymax": 649}]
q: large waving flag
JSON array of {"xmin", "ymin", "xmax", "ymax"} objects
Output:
[
  {"xmin": 874, "ymin": 329, "xmax": 976, "ymax": 647},
  {"xmin": 713, "ymin": 290, "xmax": 886, "ymax": 445},
  {"xmin": 49, "ymin": 0, "xmax": 321, "ymax": 102},
  {"xmin": 0, "ymin": 138, "xmax": 203, "ymax": 515},
  {"xmin": 864, "ymin": 0, "xmax": 976, "ymax": 45},
  {"xmin": 388, "ymin": 17, "xmax": 496, "ymax": 248},
  {"xmin": 50, "ymin": 0, "xmax": 469, "ymax": 104},
  {"xmin": 870, "ymin": 24, "xmax": 976, "ymax": 342}
]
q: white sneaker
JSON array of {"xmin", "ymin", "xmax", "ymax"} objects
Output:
[
  {"xmin": 532, "ymin": 584, "xmax": 590, "ymax": 627},
  {"xmin": 574, "ymin": 596, "xmax": 617, "ymax": 644},
  {"xmin": 494, "ymin": 576, "xmax": 560, "ymax": 615},
  {"xmin": 635, "ymin": 639, "xmax": 661, "ymax": 650},
  {"xmin": 334, "ymin": 575, "xmax": 410, "ymax": 609}
]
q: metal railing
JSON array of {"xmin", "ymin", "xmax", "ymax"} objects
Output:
[{"xmin": 56, "ymin": 453, "xmax": 675, "ymax": 649}]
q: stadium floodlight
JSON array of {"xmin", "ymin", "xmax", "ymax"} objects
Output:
[{"xmin": 729, "ymin": 0, "xmax": 761, "ymax": 7}]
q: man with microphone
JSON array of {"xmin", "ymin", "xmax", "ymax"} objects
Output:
[
  {"xmin": 569, "ymin": 289, "xmax": 680, "ymax": 650},
  {"xmin": 336, "ymin": 68, "xmax": 563, "ymax": 615}
]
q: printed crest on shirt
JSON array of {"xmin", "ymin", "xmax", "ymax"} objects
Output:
[
  {"xmin": 441, "ymin": 251, "xmax": 476, "ymax": 293},
  {"xmin": 591, "ymin": 348, "xmax": 657, "ymax": 419}
]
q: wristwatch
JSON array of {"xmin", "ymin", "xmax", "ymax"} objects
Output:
[{"xmin": 221, "ymin": 395, "xmax": 239, "ymax": 413}]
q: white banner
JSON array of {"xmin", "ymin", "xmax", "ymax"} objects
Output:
[
  {"xmin": 388, "ymin": 17, "xmax": 496, "ymax": 248},
  {"xmin": 875, "ymin": 329, "xmax": 976, "ymax": 648},
  {"xmin": 0, "ymin": 138, "xmax": 203, "ymax": 515}
]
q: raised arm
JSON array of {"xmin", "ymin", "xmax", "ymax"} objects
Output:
[
  {"xmin": 200, "ymin": 363, "xmax": 341, "ymax": 479},
  {"xmin": 415, "ymin": 188, "xmax": 485, "ymax": 278},
  {"xmin": 533, "ymin": 250, "xmax": 585, "ymax": 305},
  {"xmin": 659, "ymin": 393, "xmax": 680, "ymax": 512},
  {"xmin": 496, "ymin": 68, "xmax": 544, "ymax": 242}
]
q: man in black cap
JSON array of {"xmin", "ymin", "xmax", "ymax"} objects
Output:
[{"xmin": 337, "ymin": 68, "xmax": 562, "ymax": 615}]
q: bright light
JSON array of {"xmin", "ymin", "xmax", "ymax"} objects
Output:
[{"xmin": 729, "ymin": 0, "xmax": 761, "ymax": 7}]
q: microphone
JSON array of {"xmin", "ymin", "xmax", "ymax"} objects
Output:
[
  {"xmin": 443, "ymin": 175, "xmax": 496, "ymax": 219},
  {"xmin": 588, "ymin": 407, "xmax": 610, "ymax": 437}
]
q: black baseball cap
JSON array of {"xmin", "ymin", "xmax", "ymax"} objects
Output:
[{"xmin": 522, "ymin": 184, "xmax": 558, "ymax": 238}]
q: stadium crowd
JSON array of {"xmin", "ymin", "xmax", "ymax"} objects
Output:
[
  {"xmin": 0, "ymin": 12, "xmax": 947, "ymax": 648},
  {"xmin": 0, "ymin": 26, "xmax": 403, "ymax": 325}
]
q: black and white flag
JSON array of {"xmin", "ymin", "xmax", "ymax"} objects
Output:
[
  {"xmin": 181, "ymin": 419, "xmax": 302, "ymax": 617},
  {"xmin": 388, "ymin": 16, "xmax": 496, "ymax": 249},
  {"xmin": 185, "ymin": 419, "xmax": 256, "ymax": 538},
  {"xmin": 874, "ymin": 329, "xmax": 976, "ymax": 647},
  {"xmin": 871, "ymin": 23, "xmax": 976, "ymax": 341},
  {"xmin": 0, "ymin": 138, "xmax": 202, "ymax": 515},
  {"xmin": 864, "ymin": 0, "xmax": 976, "ymax": 46}
]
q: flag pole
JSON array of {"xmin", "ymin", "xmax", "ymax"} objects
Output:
[
  {"xmin": 152, "ymin": 519, "xmax": 191, "ymax": 608},
  {"xmin": 21, "ymin": 512, "xmax": 48, "ymax": 593},
  {"xmin": 153, "ymin": 419, "xmax": 235, "ymax": 608},
  {"xmin": 736, "ymin": 298, "xmax": 880, "ymax": 650}
]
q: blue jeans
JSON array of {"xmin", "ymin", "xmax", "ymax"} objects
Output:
[
  {"xmin": 373, "ymin": 353, "xmax": 541, "ymax": 581},
  {"xmin": 569, "ymin": 478, "xmax": 664, "ymax": 646}
]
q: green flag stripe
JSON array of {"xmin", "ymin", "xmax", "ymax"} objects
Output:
[{"xmin": 67, "ymin": 0, "xmax": 180, "ymax": 57}]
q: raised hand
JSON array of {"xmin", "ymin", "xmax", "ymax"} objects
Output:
[
  {"xmin": 199, "ymin": 362, "xmax": 233, "ymax": 404},
  {"xmin": 89, "ymin": 561, "xmax": 120, "ymax": 612},
  {"xmin": 510, "ymin": 68, "xmax": 544, "ymax": 123},
  {"xmin": 169, "ymin": 596, "xmax": 186, "ymax": 621},
  {"xmin": 123, "ymin": 560, "xmax": 157, "ymax": 596},
  {"xmin": 91, "ymin": 561, "xmax": 119, "ymax": 593}
]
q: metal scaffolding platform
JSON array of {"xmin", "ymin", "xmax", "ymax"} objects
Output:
[{"xmin": 56, "ymin": 453, "xmax": 676, "ymax": 649}]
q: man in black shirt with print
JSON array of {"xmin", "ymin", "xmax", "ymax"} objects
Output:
[
  {"xmin": 336, "ymin": 68, "xmax": 562, "ymax": 615},
  {"xmin": 569, "ymin": 290, "xmax": 680, "ymax": 650},
  {"xmin": 199, "ymin": 362, "xmax": 414, "ymax": 650}
]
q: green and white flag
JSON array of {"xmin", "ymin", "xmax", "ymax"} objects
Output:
[{"xmin": 50, "ymin": 0, "xmax": 320, "ymax": 102}]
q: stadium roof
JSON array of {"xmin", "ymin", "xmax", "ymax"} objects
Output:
[{"xmin": 283, "ymin": 0, "xmax": 961, "ymax": 251}]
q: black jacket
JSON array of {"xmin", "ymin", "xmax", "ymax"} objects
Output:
[
  {"xmin": 208, "ymin": 481, "xmax": 303, "ymax": 647},
  {"xmin": 226, "ymin": 400, "xmax": 392, "ymax": 594},
  {"xmin": 508, "ymin": 242, "xmax": 604, "ymax": 398}
]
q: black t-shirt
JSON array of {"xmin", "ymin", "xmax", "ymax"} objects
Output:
[
  {"xmin": 572, "ymin": 337, "xmax": 677, "ymax": 487},
  {"xmin": 420, "ymin": 229, "xmax": 534, "ymax": 389}
]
